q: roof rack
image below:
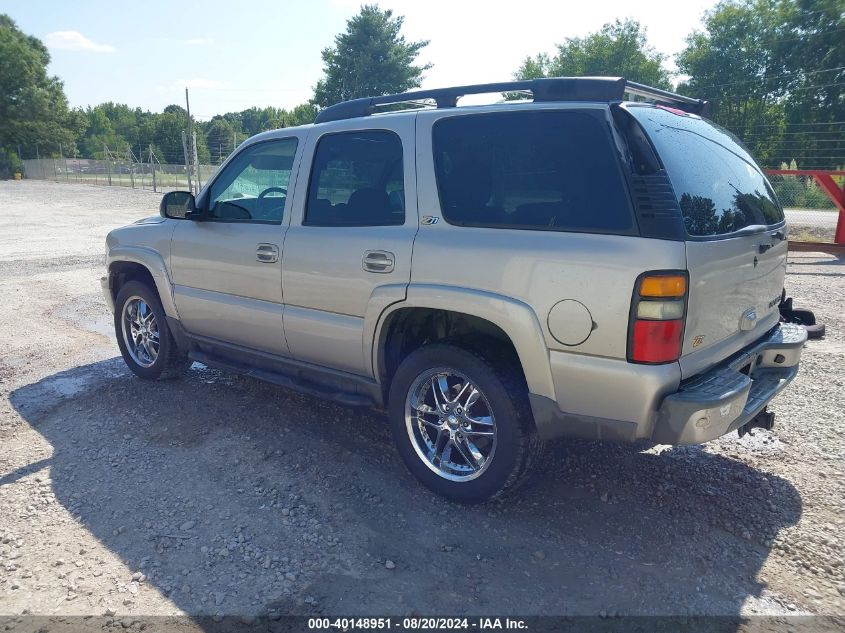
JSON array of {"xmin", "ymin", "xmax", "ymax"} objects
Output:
[{"xmin": 313, "ymin": 77, "xmax": 709, "ymax": 124}]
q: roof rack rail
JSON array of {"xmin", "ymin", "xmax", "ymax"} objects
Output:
[{"xmin": 313, "ymin": 77, "xmax": 708, "ymax": 124}]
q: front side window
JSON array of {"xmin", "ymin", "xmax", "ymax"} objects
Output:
[
  {"xmin": 629, "ymin": 106, "xmax": 784, "ymax": 237},
  {"xmin": 432, "ymin": 110, "xmax": 633, "ymax": 233},
  {"xmin": 207, "ymin": 138, "xmax": 298, "ymax": 223},
  {"xmin": 305, "ymin": 130, "xmax": 405, "ymax": 227}
]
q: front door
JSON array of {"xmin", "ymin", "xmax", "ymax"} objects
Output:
[
  {"xmin": 282, "ymin": 119, "xmax": 417, "ymax": 376},
  {"xmin": 170, "ymin": 136, "xmax": 302, "ymax": 356}
]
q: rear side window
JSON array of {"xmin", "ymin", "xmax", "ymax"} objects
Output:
[
  {"xmin": 629, "ymin": 106, "xmax": 784, "ymax": 237},
  {"xmin": 305, "ymin": 130, "xmax": 405, "ymax": 227},
  {"xmin": 432, "ymin": 110, "xmax": 633, "ymax": 233}
]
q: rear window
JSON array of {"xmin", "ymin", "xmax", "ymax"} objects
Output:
[
  {"xmin": 432, "ymin": 110, "xmax": 633, "ymax": 233},
  {"xmin": 630, "ymin": 106, "xmax": 784, "ymax": 237}
]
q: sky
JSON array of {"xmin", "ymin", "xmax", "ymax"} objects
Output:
[{"xmin": 4, "ymin": 0, "xmax": 719, "ymax": 120}]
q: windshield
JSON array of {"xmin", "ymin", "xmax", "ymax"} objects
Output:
[{"xmin": 628, "ymin": 105, "xmax": 784, "ymax": 237}]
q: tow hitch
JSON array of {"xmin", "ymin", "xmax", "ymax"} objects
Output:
[{"xmin": 738, "ymin": 408, "xmax": 775, "ymax": 438}]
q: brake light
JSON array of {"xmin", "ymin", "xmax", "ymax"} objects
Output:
[{"xmin": 628, "ymin": 272, "xmax": 688, "ymax": 364}]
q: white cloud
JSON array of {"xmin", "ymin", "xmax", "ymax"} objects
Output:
[
  {"xmin": 45, "ymin": 31, "xmax": 115, "ymax": 53},
  {"xmin": 183, "ymin": 37, "xmax": 214, "ymax": 45}
]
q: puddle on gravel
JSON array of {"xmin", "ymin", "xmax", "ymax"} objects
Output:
[
  {"xmin": 49, "ymin": 293, "xmax": 114, "ymax": 341},
  {"xmin": 11, "ymin": 360, "xmax": 125, "ymax": 417}
]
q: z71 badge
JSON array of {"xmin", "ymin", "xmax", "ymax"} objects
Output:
[{"xmin": 692, "ymin": 335, "xmax": 705, "ymax": 348}]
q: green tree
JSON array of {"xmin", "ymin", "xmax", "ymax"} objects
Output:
[
  {"xmin": 677, "ymin": 0, "xmax": 788, "ymax": 164},
  {"xmin": 774, "ymin": 0, "xmax": 844, "ymax": 169},
  {"xmin": 0, "ymin": 15, "xmax": 84, "ymax": 175},
  {"xmin": 678, "ymin": 0, "xmax": 844, "ymax": 169},
  {"xmin": 281, "ymin": 103, "xmax": 317, "ymax": 127},
  {"xmin": 514, "ymin": 20, "xmax": 672, "ymax": 89},
  {"xmin": 80, "ymin": 107, "xmax": 123, "ymax": 158},
  {"xmin": 312, "ymin": 5, "xmax": 430, "ymax": 107},
  {"xmin": 205, "ymin": 117, "xmax": 235, "ymax": 163},
  {"xmin": 152, "ymin": 111, "xmax": 187, "ymax": 165}
]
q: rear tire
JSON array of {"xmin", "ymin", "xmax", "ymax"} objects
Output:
[
  {"xmin": 388, "ymin": 343, "xmax": 541, "ymax": 503},
  {"xmin": 114, "ymin": 280, "xmax": 190, "ymax": 380}
]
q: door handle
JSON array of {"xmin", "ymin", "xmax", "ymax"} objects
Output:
[
  {"xmin": 362, "ymin": 250, "xmax": 395, "ymax": 273},
  {"xmin": 256, "ymin": 243, "xmax": 279, "ymax": 263}
]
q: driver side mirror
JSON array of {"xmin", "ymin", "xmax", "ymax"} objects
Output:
[{"xmin": 160, "ymin": 191, "xmax": 196, "ymax": 219}]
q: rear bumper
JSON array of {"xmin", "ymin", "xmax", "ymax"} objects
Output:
[
  {"xmin": 530, "ymin": 322, "xmax": 806, "ymax": 444},
  {"xmin": 652, "ymin": 322, "xmax": 807, "ymax": 444}
]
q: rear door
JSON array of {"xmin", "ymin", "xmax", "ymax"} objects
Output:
[
  {"xmin": 281, "ymin": 117, "xmax": 417, "ymax": 376},
  {"xmin": 630, "ymin": 106, "xmax": 787, "ymax": 377}
]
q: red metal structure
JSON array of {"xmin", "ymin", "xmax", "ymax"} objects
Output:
[{"xmin": 766, "ymin": 169, "xmax": 845, "ymax": 254}]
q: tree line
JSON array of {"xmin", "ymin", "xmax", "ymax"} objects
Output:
[{"xmin": 1, "ymin": 0, "xmax": 842, "ymax": 178}]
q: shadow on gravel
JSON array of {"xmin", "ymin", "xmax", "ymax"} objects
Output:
[{"xmin": 9, "ymin": 360, "xmax": 803, "ymax": 622}]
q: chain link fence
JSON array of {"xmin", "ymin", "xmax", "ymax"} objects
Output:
[
  {"xmin": 21, "ymin": 158, "xmax": 220, "ymax": 194},
  {"xmin": 19, "ymin": 158, "xmax": 843, "ymax": 244},
  {"xmin": 769, "ymin": 173, "xmax": 841, "ymax": 242}
]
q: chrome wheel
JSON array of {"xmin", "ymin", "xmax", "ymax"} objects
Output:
[
  {"xmin": 121, "ymin": 296, "xmax": 160, "ymax": 368},
  {"xmin": 405, "ymin": 368, "xmax": 497, "ymax": 482}
]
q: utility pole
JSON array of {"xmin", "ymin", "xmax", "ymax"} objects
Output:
[
  {"xmin": 59, "ymin": 143, "xmax": 66, "ymax": 181},
  {"xmin": 182, "ymin": 131, "xmax": 192, "ymax": 193},
  {"xmin": 105, "ymin": 143, "xmax": 112, "ymax": 186},
  {"xmin": 149, "ymin": 145, "xmax": 157, "ymax": 193},
  {"xmin": 192, "ymin": 130, "xmax": 202, "ymax": 191},
  {"xmin": 185, "ymin": 87, "xmax": 196, "ymax": 194}
]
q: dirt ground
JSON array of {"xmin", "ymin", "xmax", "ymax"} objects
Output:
[{"xmin": 0, "ymin": 180, "xmax": 843, "ymax": 625}]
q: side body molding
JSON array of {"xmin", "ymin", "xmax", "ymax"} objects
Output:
[{"xmin": 370, "ymin": 284, "xmax": 556, "ymax": 400}]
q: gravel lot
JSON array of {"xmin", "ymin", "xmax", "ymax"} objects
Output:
[{"xmin": 0, "ymin": 180, "xmax": 843, "ymax": 624}]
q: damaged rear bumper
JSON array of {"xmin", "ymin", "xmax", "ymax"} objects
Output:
[{"xmin": 652, "ymin": 322, "xmax": 807, "ymax": 444}]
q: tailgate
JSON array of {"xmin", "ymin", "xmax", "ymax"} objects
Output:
[
  {"xmin": 683, "ymin": 233, "xmax": 786, "ymax": 377},
  {"xmin": 627, "ymin": 105, "xmax": 787, "ymax": 378}
]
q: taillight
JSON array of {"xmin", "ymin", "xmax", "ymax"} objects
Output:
[{"xmin": 628, "ymin": 272, "xmax": 688, "ymax": 364}]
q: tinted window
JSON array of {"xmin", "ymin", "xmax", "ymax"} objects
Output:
[
  {"xmin": 305, "ymin": 131, "xmax": 405, "ymax": 227},
  {"xmin": 432, "ymin": 110, "xmax": 633, "ymax": 232},
  {"xmin": 208, "ymin": 138, "xmax": 298, "ymax": 223},
  {"xmin": 630, "ymin": 106, "xmax": 784, "ymax": 237}
]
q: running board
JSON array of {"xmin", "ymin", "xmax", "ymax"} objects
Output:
[{"xmin": 189, "ymin": 350, "xmax": 375, "ymax": 408}]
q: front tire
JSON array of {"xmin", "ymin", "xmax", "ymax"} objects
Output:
[
  {"xmin": 114, "ymin": 280, "xmax": 190, "ymax": 380},
  {"xmin": 388, "ymin": 343, "xmax": 541, "ymax": 503}
]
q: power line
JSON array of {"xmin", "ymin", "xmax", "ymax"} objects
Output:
[
  {"xmin": 695, "ymin": 66, "xmax": 845, "ymax": 91},
  {"xmin": 785, "ymin": 81, "xmax": 845, "ymax": 92},
  {"xmin": 747, "ymin": 143, "xmax": 845, "ymax": 149},
  {"xmin": 758, "ymin": 6, "xmax": 845, "ymax": 20},
  {"xmin": 712, "ymin": 81, "xmax": 845, "ymax": 96},
  {"xmin": 740, "ymin": 134, "xmax": 845, "ymax": 139},
  {"xmin": 741, "ymin": 132, "xmax": 845, "ymax": 138},
  {"xmin": 741, "ymin": 121, "xmax": 845, "ymax": 128},
  {"xmin": 752, "ymin": 26, "xmax": 845, "ymax": 48}
]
